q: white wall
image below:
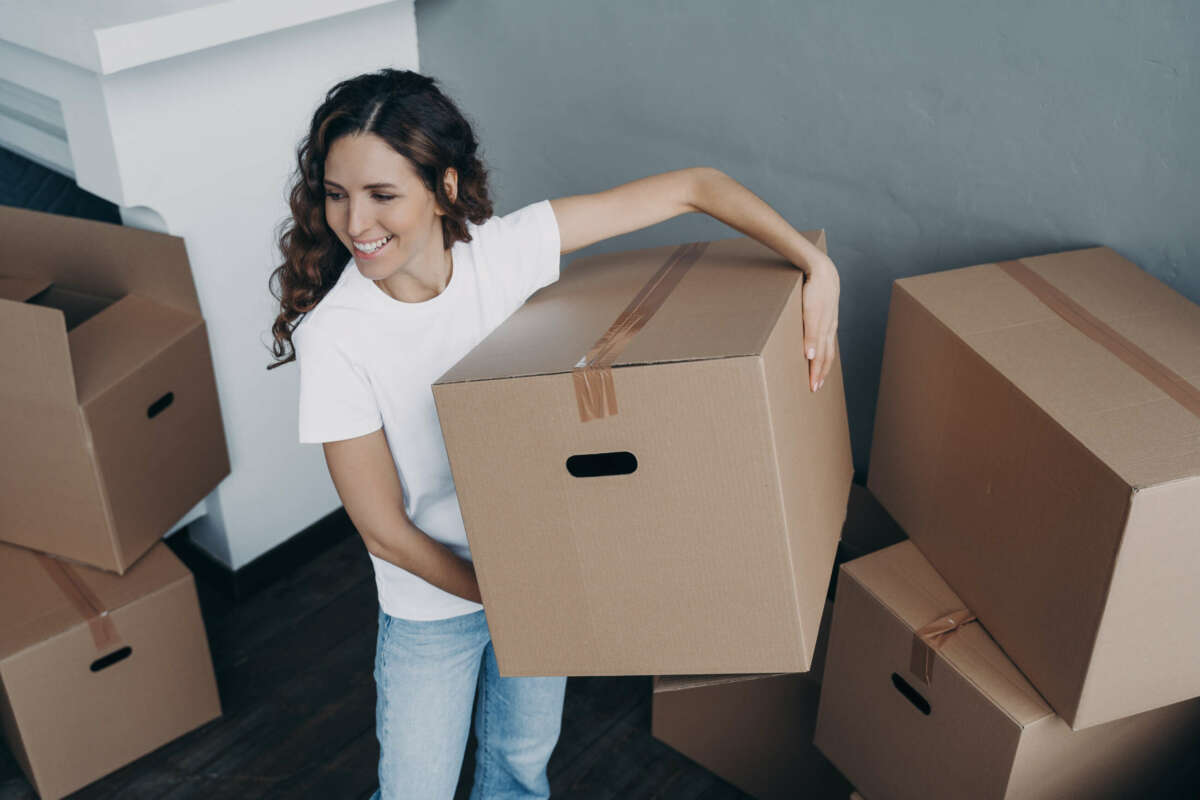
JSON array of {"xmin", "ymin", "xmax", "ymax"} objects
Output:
[{"xmin": 0, "ymin": 1, "xmax": 420, "ymax": 568}]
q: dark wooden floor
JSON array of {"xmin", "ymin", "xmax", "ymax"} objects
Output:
[{"xmin": 0, "ymin": 529, "xmax": 763, "ymax": 800}]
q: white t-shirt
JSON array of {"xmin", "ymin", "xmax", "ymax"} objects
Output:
[{"xmin": 294, "ymin": 199, "xmax": 561, "ymax": 620}]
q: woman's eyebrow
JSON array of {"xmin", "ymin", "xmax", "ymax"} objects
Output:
[{"xmin": 323, "ymin": 180, "xmax": 399, "ymax": 190}]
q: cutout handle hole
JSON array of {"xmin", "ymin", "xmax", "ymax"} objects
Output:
[
  {"xmin": 566, "ymin": 451, "xmax": 637, "ymax": 478},
  {"xmin": 891, "ymin": 672, "xmax": 931, "ymax": 715},
  {"xmin": 91, "ymin": 646, "xmax": 132, "ymax": 672},
  {"xmin": 147, "ymin": 392, "xmax": 174, "ymax": 418}
]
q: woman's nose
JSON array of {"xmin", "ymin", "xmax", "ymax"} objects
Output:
[{"xmin": 347, "ymin": 199, "xmax": 374, "ymax": 237}]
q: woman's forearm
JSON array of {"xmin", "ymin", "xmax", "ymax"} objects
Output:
[
  {"xmin": 364, "ymin": 519, "xmax": 482, "ymax": 604},
  {"xmin": 686, "ymin": 167, "xmax": 834, "ymax": 278}
]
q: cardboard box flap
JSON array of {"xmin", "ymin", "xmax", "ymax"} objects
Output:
[
  {"xmin": 845, "ymin": 542, "xmax": 1054, "ymax": 727},
  {"xmin": 0, "ymin": 297, "xmax": 78, "ymax": 408},
  {"xmin": 0, "ymin": 543, "xmax": 191, "ymax": 661},
  {"xmin": 67, "ymin": 294, "xmax": 201, "ymax": 406},
  {"xmin": 0, "ymin": 277, "xmax": 51, "ymax": 303},
  {"xmin": 0, "ymin": 205, "xmax": 201, "ymax": 315},
  {"xmin": 437, "ymin": 232, "xmax": 823, "ymax": 385},
  {"xmin": 895, "ymin": 247, "xmax": 1200, "ymax": 489}
]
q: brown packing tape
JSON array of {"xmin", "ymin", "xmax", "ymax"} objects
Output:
[
  {"xmin": 571, "ymin": 241, "xmax": 709, "ymax": 422},
  {"xmin": 909, "ymin": 607, "xmax": 976, "ymax": 685},
  {"xmin": 35, "ymin": 553, "xmax": 122, "ymax": 652},
  {"xmin": 997, "ymin": 259, "xmax": 1200, "ymax": 421}
]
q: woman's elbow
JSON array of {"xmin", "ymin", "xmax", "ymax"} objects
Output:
[
  {"xmin": 358, "ymin": 520, "xmax": 412, "ymax": 569},
  {"xmin": 684, "ymin": 167, "xmax": 728, "ymax": 213}
]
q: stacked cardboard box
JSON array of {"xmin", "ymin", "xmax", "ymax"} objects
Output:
[
  {"xmin": 0, "ymin": 206, "xmax": 231, "ymax": 574},
  {"xmin": 816, "ymin": 246, "xmax": 1200, "ymax": 797},
  {"xmin": 651, "ymin": 604, "xmax": 846, "ymax": 800},
  {"xmin": 0, "ymin": 207, "xmax": 229, "ymax": 798},
  {"xmin": 435, "ymin": 233, "xmax": 854, "ymax": 677},
  {"xmin": 649, "ymin": 484, "xmax": 906, "ymax": 800},
  {"xmin": 814, "ymin": 542, "xmax": 1200, "ymax": 800},
  {"xmin": 868, "ymin": 246, "xmax": 1200, "ymax": 727},
  {"xmin": 0, "ymin": 542, "xmax": 222, "ymax": 800}
]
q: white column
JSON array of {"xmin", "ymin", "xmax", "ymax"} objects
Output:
[{"xmin": 0, "ymin": 0, "xmax": 418, "ymax": 567}]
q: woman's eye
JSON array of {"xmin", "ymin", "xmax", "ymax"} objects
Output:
[
  {"xmin": 325, "ymin": 191, "xmax": 344, "ymax": 200},
  {"xmin": 372, "ymin": 194, "xmax": 395, "ymax": 202}
]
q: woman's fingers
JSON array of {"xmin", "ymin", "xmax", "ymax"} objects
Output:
[
  {"xmin": 819, "ymin": 327, "xmax": 836, "ymax": 389},
  {"xmin": 801, "ymin": 259, "xmax": 841, "ymax": 391},
  {"xmin": 805, "ymin": 335, "xmax": 820, "ymax": 392}
]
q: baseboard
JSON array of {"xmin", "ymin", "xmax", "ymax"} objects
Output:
[{"xmin": 166, "ymin": 506, "xmax": 356, "ymax": 602}]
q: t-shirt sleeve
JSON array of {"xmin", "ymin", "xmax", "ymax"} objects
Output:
[
  {"xmin": 487, "ymin": 198, "xmax": 562, "ymax": 308},
  {"xmin": 294, "ymin": 320, "xmax": 383, "ymax": 444}
]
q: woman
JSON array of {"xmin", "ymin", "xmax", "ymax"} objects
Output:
[{"xmin": 268, "ymin": 68, "xmax": 839, "ymax": 799}]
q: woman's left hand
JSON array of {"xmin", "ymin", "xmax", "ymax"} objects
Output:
[{"xmin": 801, "ymin": 255, "xmax": 840, "ymax": 392}]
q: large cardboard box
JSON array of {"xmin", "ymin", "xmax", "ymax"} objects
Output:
[
  {"xmin": 652, "ymin": 602, "xmax": 850, "ymax": 800},
  {"xmin": 434, "ymin": 234, "xmax": 853, "ymax": 676},
  {"xmin": 867, "ymin": 247, "xmax": 1200, "ymax": 728},
  {"xmin": 650, "ymin": 485, "xmax": 904, "ymax": 799},
  {"xmin": 813, "ymin": 541, "xmax": 1200, "ymax": 800},
  {"xmin": 0, "ymin": 540, "xmax": 222, "ymax": 800},
  {"xmin": 0, "ymin": 206, "xmax": 230, "ymax": 573}
]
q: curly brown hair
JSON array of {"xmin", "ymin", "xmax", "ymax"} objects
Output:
[{"xmin": 266, "ymin": 69, "xmax": 492, "ymax": 368}]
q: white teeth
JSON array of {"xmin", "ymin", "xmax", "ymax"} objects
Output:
[{"xmin": 353, "ymin": 235, "xmax": 392, "ymax": 253}]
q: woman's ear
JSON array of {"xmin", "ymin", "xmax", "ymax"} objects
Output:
[{"xmin": 442, "ymin": 167, "xmax": 459, "ymax": 208}]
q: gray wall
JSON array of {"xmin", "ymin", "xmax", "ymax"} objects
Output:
[{"xmin": 415, "ymin": 0, "xmax": 1199, "ymax": 478}]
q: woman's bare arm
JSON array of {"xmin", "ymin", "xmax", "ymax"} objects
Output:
[
  {"xmin": 323, "ymin": 429, "xmax": 481, "ymax": 604},
  {"xmin": 550, "ymin": 167, "xmax": 839, "ymax": 391}
]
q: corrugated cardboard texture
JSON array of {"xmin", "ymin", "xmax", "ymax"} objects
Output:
[
  {"xmin": 0, "ymin": 544, "xmax": 187, "ymax": 660},
  {"xmin": 760, "ymin": 252, "xmax": 853, "ymax": 664},
  {"xmin": 0, "ymin": 542, "xmax": 221, "ymax": 800},
  {"xmin": 439, "ymin": 234, "xmax": 821, "ymax": 384},
  {"xmin": 652, "ymin": 601, "xmax": 848, "ymax": 800},
  {"xmin": 0, "ymin": 277, "xmax": 51, "ymax": 303},
  {"xmin": 867, "ymin": 247, "xmax": 1200, "ymax": 728},
  {"xmin": 0, "ymin": 207, "xmax": 230, "ymax": 573},
  {"xmin": 892, "ymin": 249, "xmax": 1200, "ymax": 486},
  {"xmin": 840, "ymin": 542, "xmax": 1052, "ymax": 725},
  {"xmin": 438, "ymin": 357, "xmax": 808, "ymax": 674},
  {"xmin": 1079, "ymin": 475, "xmax": 1200, "ymax": 728},
  {"xmin": 653, "ymin": 677, "xmax": 849, "ymax": 800},
  {"xmin": 0, "ymin": 206, "xmax": 201, "ymax": 314},
  {"xmin": 434, "ymin": 233, "xmax": 852, "ymax": 676},
  {"xmin": 84, "ymin": 323, "xmax": 229, "ymax": 569},
  {"xmin": 0, "ymin": 295, "xmax": 114, "ymax": 567},
  {"xmin": 813, "ymin": 542, "xmax": 1200, "ymax": 800},
  {"xmin": 655, "ymin": 482, "xmax": 900, "ymax": 693},
  {"xmin": 655, "ymin": 600, "xmax": 834, "ymax": 693}
]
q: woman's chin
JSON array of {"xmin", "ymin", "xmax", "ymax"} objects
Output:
[{"xmin": 355, "ymin": 256, "xmax": 392, "ymax": 277}]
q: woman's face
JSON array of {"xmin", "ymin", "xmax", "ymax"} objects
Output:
[{"xmin": 322, "ymin": 132, "xmax": 445, "ymax": 282}]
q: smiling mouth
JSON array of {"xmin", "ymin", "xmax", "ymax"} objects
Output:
[{"xmin": 352, "ymin": 234, "xmax": 393, "ymax": 254}]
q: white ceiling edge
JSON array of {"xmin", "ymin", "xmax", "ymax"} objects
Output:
[{"xmin": 0, "ymin": 0, "xmax": 401, "ymax": 75}]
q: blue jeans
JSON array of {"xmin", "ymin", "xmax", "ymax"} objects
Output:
[{"xmin": 368, "ymin": 608, "xmax": 566, "ymax": 800}]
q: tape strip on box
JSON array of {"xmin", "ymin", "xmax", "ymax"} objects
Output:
[
  {"xmin": 997, "ymin": 259, "xmax": 1200, "ymax": 420},
  {"xmin": 572, "ymin": 242, "xmax": 709, "ymax": 422},
  {"xmin": 35, "ymin": 553, "xmax": 121, "ymax": 651}
]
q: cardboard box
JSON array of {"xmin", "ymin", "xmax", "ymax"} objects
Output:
[
  {"xmin": 813, "ymin": 541, "xmax": 1200, "ymax": 800},
  {"xmin": 0, "ymin": 206, "xmax": 230, "ymax": 573},
  {"xmin": 0, "ymin": 540, "xmax": 221, "ymax": 800},
  {"xmin": 434, "ymin": 234, "xmax": 853, "ymax": 676},
  {"xmin": 649, "ymin": 487, "xmax": 902, "ymax": 799},
  {"xmin": 867, "ymin": 247, "xmax": 1200, "ymax": 728},
  {"xmin": 652, "ymin": 602, "xmax": 850, "ymax": 800}
]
